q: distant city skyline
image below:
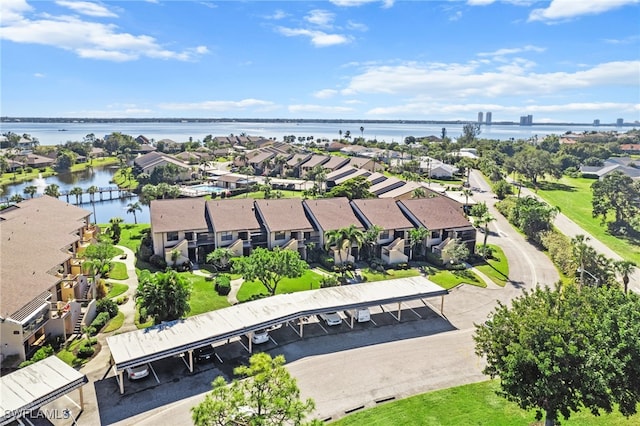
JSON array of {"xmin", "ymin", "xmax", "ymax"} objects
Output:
[{"xmin": 1, "ymin": 0, "xmax": 639, "ymax": 123}]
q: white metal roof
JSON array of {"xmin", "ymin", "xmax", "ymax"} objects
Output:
[
  {"xmin": 0, "ymin": 356, "xmax": 87, "ymax": 425},
  {"xmin": 107, "ymin": 276, "xmax": 447, "ymax": 371}
]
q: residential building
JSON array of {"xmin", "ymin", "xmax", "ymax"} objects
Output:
[
  {"xmin": 485, "ymin": 112, "xmax": 492, "ymax": 125},
  {"xmin": 617, "ymin": 118, "xmax": 624, "ymax": 127},
  {"xmin": 350, "ymin": 198, "xmax": 413, "ymax": 265},
  {"xmin": 254, "ymin": 199, "xmax": 317, "ymax": 259},
  {"xmin": 133, "ymin": 151, "xmax": 193, "ymax": 181},
  {"xmin": 0, "ymin": 196, "xmax": 96, "ymax": 364},
  {"xmin": 302, "ymin": 197, "xmax": 363, "ymax": 263},
  {"xmin": 398, "ymin": 197, "xmax": 476, "ymax": 262},
  {"xmin": 477, "ymin": 112, "xmax": 483, "ymax": 124},
  {"xmin": 207, "ymin": 198, "xmax": 264, "ymax": 257}
]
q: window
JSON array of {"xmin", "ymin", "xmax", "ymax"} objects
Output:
[
  {"xmin": 274, "ymin": 231, "xmax": 286, "ymax": 240},
  {"xmin": 221, "ymin": 231, "xmax": 233, "ymax": 241},
  {"xmin": 431, "ymin": 230, "xmax": 441, "ymax": 239},
  {"xmin": 167, "ymin": 231, "xmax": 179, "ymax": 241},
  {"xmin": 379, "ymin": 230, "xmax": 390, "ymax": 240},
  {"xmin": 185, "ymin": 232, "xmax": 194, "ymax": 241}
]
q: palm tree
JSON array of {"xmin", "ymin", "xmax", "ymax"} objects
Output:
[
  {"xmin": 87, "ymin": 185, "xmax": 98, "ymax": 223},
  {"xmin": 9, "ymin": 194, "xmax": 23, "ymax": 204},
  {"xmin": 362, "ymin": 225, "xmax": 382, "ymax": 261},
  {"xmin": 613, "ymin": 260, "xmax": 636, "ymax": 294},
  {"xmin": 273, "ymin": 155, "xmax": 287, "ymax": 178},
  {"xmin": 70, "ymin": 186, "xmax": 83, "ymax": 205},
  {"xmin": 411, "ymin": 187, "xmax": 427, "ymax": 199},
  {"xmin": 475, "ymin": 211, "xmax": 496, "ymax": 255},
  {"xmin": 82, "ymin": 258, "xmax": 102, "ymax": 300},
  {"xmin": 127, "ymin": 201, "xmax": 142, "ymax": 224},
  {"xmin": 571, "ymin": 235, "xmax": 592, "ymax": 288},
  {"xmin": 325, "ymin": 225, "xmax": 365, "ymax": 266},
  {"xmin": 206, "ymin": 247, "xmax": 235, "ymax": 271},
  {"xmin": 462, "ymin": 188, "xmax": 473, "ymax": 213},
  {"xmin": 44, "ymin": 183, "xmax": 60, "ymax": 198},
  {"xmin": 23, "ymin": 185, "xmax": 38, "ymax": 199},
  {"xmin": 408, "ymin": 227, "xmax": 429, "ymax": 260}
]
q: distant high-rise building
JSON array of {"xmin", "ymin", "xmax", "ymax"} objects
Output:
[
  {"xmin": 478, "ymin": 112, "xmax": 483, "ymax": 124},
  {"xmin": 616, "ymin": 118, "xmax": 624, "ymax": 127},
  {"xmin": 520, "ymin": 115, "xmax": 533, "ymax": 126},
  {"xmin": 593, "ymin": 119, "xmax": 600, "ymax": 126},
  {"xmin": 485, "ymin": 112, "xmax": 492, "ymax": 125}
]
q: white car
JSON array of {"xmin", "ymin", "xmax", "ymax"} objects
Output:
[
  {"xmin": 126, "ymin": 364, "xmax": 149, "ymax": 380},
  {"xmin": 252, "ymin": 329, "xmax": 270, "ymax": 344},
  {"xmin": 319, "ymin": 312, "xmax": 342, "ymax": 326}
]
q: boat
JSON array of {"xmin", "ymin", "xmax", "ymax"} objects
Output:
[{"xmin": 58, "ymin": 129, "xmax": 68, "ymax": 131}]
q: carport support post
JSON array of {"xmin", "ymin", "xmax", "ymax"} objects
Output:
[
  {"xmin": 78, "ymin": 386, "xmax": 84, "ymax": 409},
  {"xmin": 118, "ymin": 370, "xmax": 124, "ymax": 394},
  {"xmin": 248, "ymin": 333, "xmax": 253, "ymax": 353},
  {"xmin": 440, "ymin": 295, "xmax": 444, "ymax": 315},
  {"xmin": 397, "ymin": 302, "xmax": 402, "ymax": 322},
  {"xmin": 299, "ymin": 320, "xmax": 304, "ymax": 338},
  {"xmin": 350, "ymin": 312, "xmax": 355, "ymax": 328},
  {"xmin": 188, "ymin": 350, "xmax": 194, "ymax": 373}
]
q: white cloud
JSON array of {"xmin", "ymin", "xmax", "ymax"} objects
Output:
[
  {"xmin": 305, "ymin": 9, "xmax": 334, "ymax": 27},
  {"xmin": 330, "ymin": 0, "xmax": 394, "ymax": 7},
  {"xmin": 478, "ymin": 45, "xmax": 545, "ymax": 57},
  {"xmin": 288, "ymin": 104, "xmax": 355, "ymax": 114},
  {"xmin": 346, "ymin": 20, "xmax": 368, "ymax": 31},
  {"xmin": 0, "ymin": 2, "xmax": 208, "ymax": 62},
  {"xmin": 33, "ymin": 72, "xmax": 45, "ymax": 78},
  {"xmin": 529, "ymin": 0, "xmax": 639, "ymax": 22},
  {"xmin": 314, "ymin": 89, "xmax": 339, "ymax": 99},
  {"xmin": 159, "ymin": 99, "xmax": 275, "ymax": 111},
  {"xmin": 276, "ymin": 27, "xmax": 351, "ymax": 47},
  {"xmin": 449, "ymin": 11, "xmax": 462, "ymax": 21},
  {"xmin": 55, "ymin": 1, "xmax": 117, "ymax": 18},
  {"xmin": 344, "ymin": 60, "xmax": 640, "ymax": 99},
  {"xmin": 265, "ymin": 10, "xmax": 287, "ymax": 20},
  {"xmin": 467, "ymin": 0, "xmax": 495, "ymax": 5}
]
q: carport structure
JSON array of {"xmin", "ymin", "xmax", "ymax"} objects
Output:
[
  {"xmin": 0, "ymin": 356, "xmax": 88, "ymax": 425},
  {"xmin": 107, "ymin": 276, "xmax": 447, "ymax": 394}
]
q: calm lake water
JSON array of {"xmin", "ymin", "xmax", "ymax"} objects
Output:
[
  {"xmin": 2, "ymin": 167, "xmax": 149, "ymax": 225},
  {"xmin": 0, "ymin": 121, "xmax": 628, "ymax": 146}
]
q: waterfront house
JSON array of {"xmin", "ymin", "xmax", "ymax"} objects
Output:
[
  {"xmin": 206, "ymin": 198, "xmax": 264, "ymax": 257},
  {"xmin": 133, "ymin": 151, "xmax": 193, "ymax": 181}
]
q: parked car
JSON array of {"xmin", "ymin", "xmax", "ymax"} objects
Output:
[
  {"xmin": 347, "ymin": 308, "xmax": 371, "ymax": 323},
  {"xmin": 319, "ymin": 312, "xmax": 342, "ymax": 326},
  {"xmin": 252, "ymin": 329, "xmax": 270, "ymax": 344},
  {"xmin": 126, "ymin": 364, "xmax": 149, "ymax": 380},
  {"xmin": 195, "ymin": 345, "xmax": 216, "ymax": 363}
]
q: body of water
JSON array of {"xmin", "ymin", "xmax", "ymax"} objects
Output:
[
  {"xmin": 0, "ymin": 121, "xmax": 630, "ymax": 146},
  {"xmin": 2, "ymin": 167, "xmax": 149, "ymax": 225}
]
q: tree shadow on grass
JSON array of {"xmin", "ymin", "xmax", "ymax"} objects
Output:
[{"xmin": 536, "ymin": 181, "xmax": 576, "ymax": 192}]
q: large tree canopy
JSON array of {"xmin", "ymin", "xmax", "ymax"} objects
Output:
[
  {"xmin": 136, "ymin": 269, "xmax": 191, "ymax": 324},
  {"xmin": 192, "ymin": 353, "xmax": 317, "ymax": 426},
  {"xmin": 232, "ymin": 247, "xmax": 308, "ymax": 296},
  {"xmin": 591, "ymin": 171, "xmax": 640, "ymax": 228},
  {"xmin": 474, "ymin": 283, "xmax": 640, "ymax": 426},
  {"xmin": 326, "ymin": 176, "xmax": 374, "ymax": 200}
]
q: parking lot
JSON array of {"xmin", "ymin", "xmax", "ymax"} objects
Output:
[{"xmin": 95, "ymin": 299, "xmax": 449, "ymax": 424}]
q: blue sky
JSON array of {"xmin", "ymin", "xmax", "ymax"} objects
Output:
[{"xmin": 1, "ymin": 0, "xmax": 639, "ymax": 123}]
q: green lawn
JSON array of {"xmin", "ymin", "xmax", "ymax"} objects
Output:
[
  {"xmin": 536, "ymin": 176, "xmax": 640, "ymax": 265},
  {"xmin": 361, "ymin": 268, "xmax": 420, "ymax": 282},
  {"xmin": 0, "ymin": 167, "xmax": 56, "ymax": 186},
  {"xmin": 427, "ymin": 269, "xmax": 485, "ymax": 289},
  {"xmin": 106, "ymin": 281, "xmax": 128, "ymax": 298},
  {"xmin": 103, "ymin": 310, "xmax": 125, "ymax": 333},
  {"xmin": 187, "ymin": 273, "xmax": 232, "ymax": 316},
  {"xmin": 332, "ymin": 380, "xmax": 640, "ymax": 426},
  {"xmin": 236, "ymin": 270, "xmax": 325, "ymax": 302},
  {"xmin": 474, "ymin": 244, "xmax": 509, "ymax": 287},
  {"xmin": 57, "ymin": 338, "xmax": 93, "ymax": 367},
  {"xmin": 117, "ymin": 224, "xmax": 150, "ymax": 253},
  {"xmin": 109, "ymin": 261, "xmax": 129, "ymax": 280}
]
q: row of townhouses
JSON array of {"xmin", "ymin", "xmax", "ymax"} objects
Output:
[
  {"xmin": 150, "ymin": 195, "xmax": 476, "ymax": 267},
  {"xmin": 0, "ymin": 197, "xmax": 97, "ymax": 364}
]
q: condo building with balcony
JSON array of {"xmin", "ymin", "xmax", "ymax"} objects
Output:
[{"xmin": 0, "ymin": 196, "xmax": 97, "ymax": 364}]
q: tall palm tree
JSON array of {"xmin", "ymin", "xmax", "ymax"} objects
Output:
[
  {"xmin": 325, "ymin": 225, "xmax": 365, "ymax": 266},
  {"xmin": 462, "ymin": 188, "xmax": 473, "ymax": 213},
  {"xmin": 408, "ymin": 227, "xmax": 429, "ymax": 260},
  {"xmin": 475, "ymin": 211, "xmax": 496, "ymax": 254},
  {"xmin": 44, "ymin": 183, "xmax": 61, "ymax": 198},
  {"xmin": 571, "ymin": 234, "xmax": 592, "ymax": 288},
  {"xmin": 613, "ymin": 260, "xmax": 636, "ymax": 294},
  {"xmin": 363, "ymin": 225, "xmax": 383, "ymax": 261},
  {"xmin": 70, "ymin": 186, "xmax": 83, "ymax": 205},
  {"xmin": 126, "ymin": 201, "xmax": 142, "ymax": 224},
  {"xmin": 23, "ymin": 185, "xmax": 38, "ymax": 199},
  {"xmin": 82, "ymin": 258, "xmax": 102, "ymax": 300},
  {"xmin": 87, "ymin": 185, "xmax": 98, "ymax": 223}
]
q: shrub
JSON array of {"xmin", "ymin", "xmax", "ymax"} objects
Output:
[
  {"xmin": 115, "ymin": 295, "xmax": 129, "ymax": 305},
  {"xmin": 215, "ymin": 274, "xmax": 232, "ymax": 296},
  {"xmin": 492, "ymin": 180, "xmax": 513, "ymax": 200},
  {"xmin": 18, "ymin": 345, "xmax": 54, "ymax": 368},
  {"xmin": 320, "ymin": 256, "xmax": 335, "ymax": 270},
  {"xmin": 149, "ymin": 254, "xmax": 167, "ymax": 269},
  {"xmin": 89, "ymin": 311, "xmax": 111, "ymax": 334},
  {"xmin": 77, "ymin": 344, "xmax": 95, "ymax": 359},
  {"xmin": 97, "ymin": 298, "xmax": 118, "ymax": 318},
  {"xmin": 395, "ymin": 262, "xmax": 409, "ymax": 270},
  {"xmin": 320, "ymin": 275, "xmax": 340, "ymax": 288},
  {"xmin": 137, "ymin": 244, "xmax": 153, "ymax": 262}
]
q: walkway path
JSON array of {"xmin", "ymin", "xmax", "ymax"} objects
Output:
[{"xmin": 191, "ymin": 267, "xmax": 244, "ymax": 305}]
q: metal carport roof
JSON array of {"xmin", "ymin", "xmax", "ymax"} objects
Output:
[
  {"xmin": 0, "ymin": 356, "xmax": 88, "ymax": 425},
  {"xmin": 107, "ymin": 277, "xmax": 447, "ymax": 373}
]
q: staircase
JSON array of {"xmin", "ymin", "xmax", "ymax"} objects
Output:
[{"xmin": 73, "ymin": 310, "xmax": 86, "ymax": 335}]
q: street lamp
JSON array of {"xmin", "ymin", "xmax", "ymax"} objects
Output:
[{"xmin": 577, "ymin": 267, "xmax": 600, "ymax": 287}]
